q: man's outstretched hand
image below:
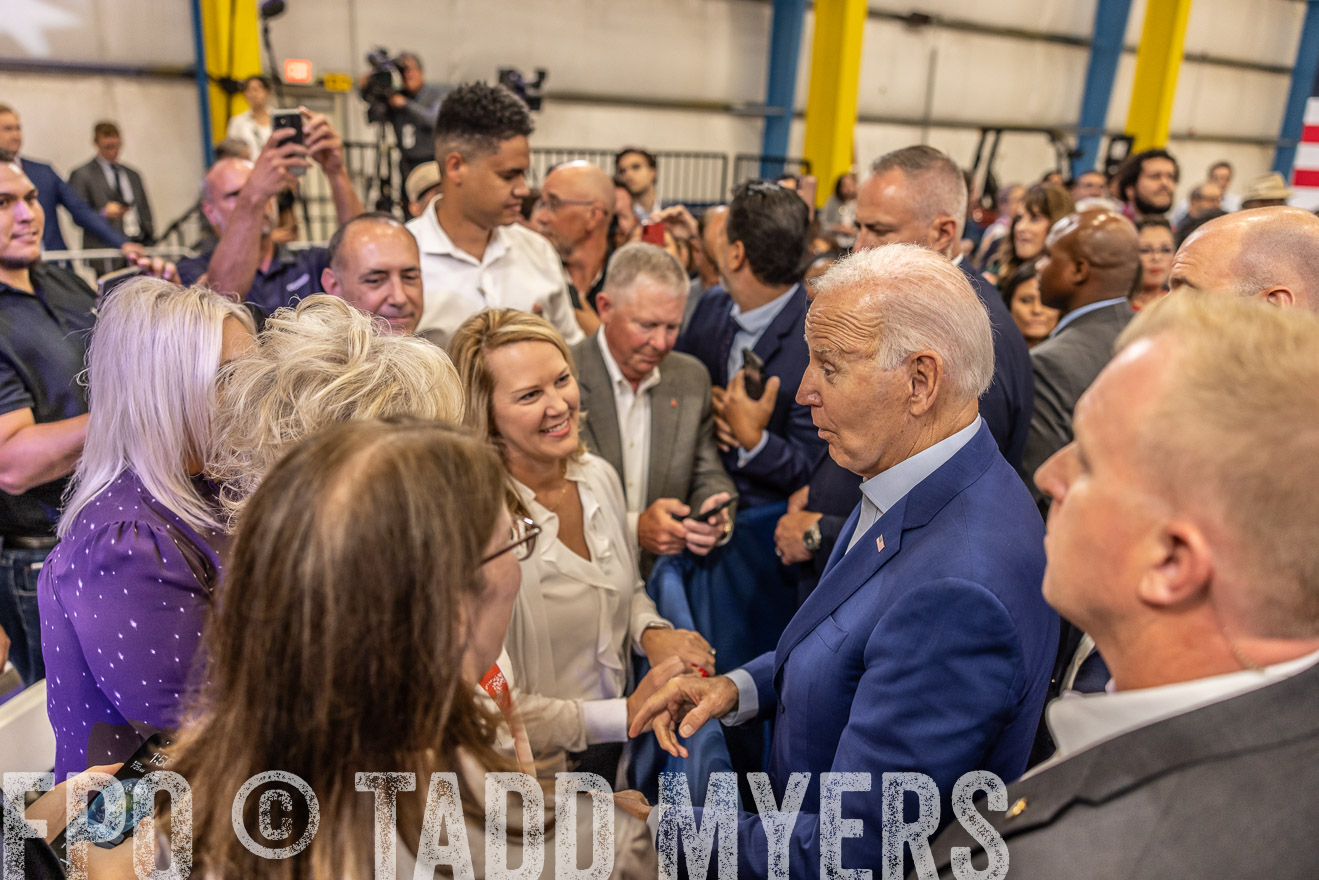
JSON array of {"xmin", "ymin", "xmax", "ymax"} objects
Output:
[{"xmin": 627, "ymin": 673, "xmax": 739, "ymax": 758}]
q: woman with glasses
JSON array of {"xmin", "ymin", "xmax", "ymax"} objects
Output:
[
  {"xmin": 1133, "ymin": 217, "xmax": 1175, "ymax": 311},
  {"xmin": 169, "ymin": 419, "xmax": 657, "ymax": 878},
  {"xmin": 38, "ymin": 278, "xmax": 255, "ymax": 777},
  {"xmin": 451, "ymin": 308, "xmax": 711, "ymax": 783}
]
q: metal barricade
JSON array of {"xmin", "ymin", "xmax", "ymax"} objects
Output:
[{"xmin": 732, "ymin": 154, "xmax": 812, "ymax": 188}]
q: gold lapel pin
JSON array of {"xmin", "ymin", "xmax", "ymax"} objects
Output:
[{"xmin": 1005, "ymin": 797, "xmax": 1028, "ymax": 820}]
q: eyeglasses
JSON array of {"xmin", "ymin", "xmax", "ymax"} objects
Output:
[
  {"xmin": 534, "ymin": 193, "xmax": 597, "ymax": 214},
  {"xmin": 481, "ymin": 516, "xmax": 541, "ymax": 564}
]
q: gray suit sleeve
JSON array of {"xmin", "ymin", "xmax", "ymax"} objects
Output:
[{"xmin": 1023, "ymin": 345, "xmax": 1074, "ymax": 506}]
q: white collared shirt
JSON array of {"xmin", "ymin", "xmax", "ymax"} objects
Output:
[
  {"xmin": 1032, "ymin": 647, "xmax": 1319, "ymax": 776},
  {"xmin": 596, "ymin": 332, "xmax": 661, "ymax": 537},
  {"xmin": 845, "ymin": 416, "xmax": 983, "ymax": 552},
  {"xmin": 504, "ymin": 454, "xmax": 670, "ymax": 742},
  {"xmin": 406, "ymin": 198, "xmax": 585, "ymax": 349},
  {"xmin": 1050, "ymin": 296, "xmax": 1128, "ymax": 338}
]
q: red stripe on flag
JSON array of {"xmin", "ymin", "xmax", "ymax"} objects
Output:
[
  {"xmin": 1292, "ymin": 169, "xmax": 1319, "ymax": 188},
  {"xmin": 1303, "ymin": 124, "xmax": 1319, "ymax": 143}
]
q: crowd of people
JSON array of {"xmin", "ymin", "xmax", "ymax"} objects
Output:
[{"xmin": 4, "ymin": 71, "xmax": 1319, "ymax": 880}]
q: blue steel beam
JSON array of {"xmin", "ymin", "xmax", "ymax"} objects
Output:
[
  {"xmin": 760, "ymin": 0, "xmax": 807, "ymax": 177},
  {"xmin": 1073, "ymin": 0, "xmax": 1133, "ymax": 178},
  {"xmin": 1274, "ymin": 0, "xmax": 1319, "ymax": 177},
  {"xmin": 190, "ymin": 0, "xmax": 215, "ymax": 168}
]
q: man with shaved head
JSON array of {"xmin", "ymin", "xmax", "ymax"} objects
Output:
[
  {"xmin": 533, "ymin": 160, "xmax": 617, "ymax": 326},
  {"xmin": 626, "ymin": 245, "xmax": 1057, "ymax": 875},
  {"xmin": 1170, "ymin": 206, "xmax": 1319, "ymax": 310},
  {"xmin": 1024, "ymin": 208, "xmax": 1141, "ymax": 501}
]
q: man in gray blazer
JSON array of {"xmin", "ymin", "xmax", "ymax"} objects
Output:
[
  {"xmin": 1023, "ymin": 208, "xmax": 1139, "ymax": 508},
  {"xmin": 925, "ymin": 293, "xmax": 1319, "ymax": 879},
  {"xmin": 69, "ymin": 121, "xmax": 153, "ymax": 275},
  {"xmin": 571, "ymin": 242, "xmax": 734, "ymax": 575}
]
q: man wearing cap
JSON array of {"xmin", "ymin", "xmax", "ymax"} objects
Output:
[{"xmin": 405, "ymin": 161, "xmax": 441, "ymax": 219}]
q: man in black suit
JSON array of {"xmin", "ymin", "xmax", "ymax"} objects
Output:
[
  {"xmin": 925, "ymin": 292, "xmax": 1319, "ymax": 879},
  {"xmin": 674, "ymin": 180, "xmax": 824, "ymax": 509},
  {"xmin": 69, "ymin": 121, "xmax": 154, "ymax": 275},
  {"xmin": 571, "ymin": 242, "xmax": 734, "ymax": 575}
]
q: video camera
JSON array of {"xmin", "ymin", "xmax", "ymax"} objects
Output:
[
  {"xmin": 360, "ymin": 47, "xmax": 406, "ymax": 124},
  {"xmin": 497, "ymin": 67, "xmax": 548, "ymax": 112}
]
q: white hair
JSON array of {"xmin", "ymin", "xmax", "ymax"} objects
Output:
[
  {"xmin": 810, "ymin": 243, "xmax": 994, "ymax": 402},
  {"xmin": 603, "ymin": 242, "xmax": 688, "ymax": 301},
  {"xmin": 59, "ymin": 279, "xmax": 256, "ymax": 537}
]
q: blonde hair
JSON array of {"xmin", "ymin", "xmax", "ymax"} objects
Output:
[
  {"xmin": 448, "ymin": 308, "xmax": 586, "ymax": 512},
  {"xmin": 1116, "ymin": 292, "xmax": 1319, "ymax": 635},
  {"xmin": 206, "ymin": 295, "xmax": 463, "ymax": 521},
  {"xmin": 810, "ymin": 243, "xmax": 994, "ymax": 402},
  {"xmin": 60, "ymin": 279, "xmax": 255, "ymax": 537}
]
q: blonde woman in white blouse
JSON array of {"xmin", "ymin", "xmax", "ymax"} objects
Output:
[{"xmin": 451, "ymin": 308, "xmax": 715, "ymax": 781}]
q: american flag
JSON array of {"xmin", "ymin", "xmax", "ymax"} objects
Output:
[{"xmin": 1291, "ymin": 69, "xmax": 1319, "ymax": 211}]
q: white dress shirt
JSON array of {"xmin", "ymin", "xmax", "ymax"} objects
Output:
[
  {"xmin": 724, "ymin": 416, "xmax": 983, "ymax": 723},
  {"xmin": 504, "ymin": 453, "xmax": 670, "ymax": 742},
  {"xmin": 225, "ymin": 110, "xmax": 272, "ymax": 160},
  {"xmin": 407, "ymin": 198, "xmax": 585, "ymax": 349},
  {"xmin": 1030, "ymin": 648, "xmax": 1319, "ymax": 777},
  {"xmin": 596, "ymin": 331, "xmax": 661, "ymax": 537}
]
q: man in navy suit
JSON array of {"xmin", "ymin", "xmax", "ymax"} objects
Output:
[
  {"xmin": 628, "ymin": 244, "xmax": 1057, "ymax": 876},
  {"xmin": 675, "ymin": 180, "xmax": 825, "ymax": 508},
  {"xmin": 0, "ymin": 105, "xmax": 138, "ymax": 259}
]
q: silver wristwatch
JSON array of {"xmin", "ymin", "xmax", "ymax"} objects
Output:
[{"xmin": 802, "ymin": 520, "xmax": 822, "ymax": 553}]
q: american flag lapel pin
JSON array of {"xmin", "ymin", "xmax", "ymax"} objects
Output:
[
  {"xmin": 670, "ymin": 398, "xmax": 678, "ymax": 407},
  {"xmin": 875, "ymin": 535, "xmax": 886, "ymax": 553}
]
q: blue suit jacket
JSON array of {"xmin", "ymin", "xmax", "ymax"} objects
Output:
[
  {"xmin": 675, "ymin": 283, "xmax": 825, "ymax": 508},
  {"xmin": 961, "ymin": 261, "xmax": 1034, "ymax": 472},
  {"xmin": 717, "ymin": 422, "xmax": 1056, "ymax": 876},
  {"xmin": 22, "ymin": 158, "xmax": 125, "ymax": 253}
]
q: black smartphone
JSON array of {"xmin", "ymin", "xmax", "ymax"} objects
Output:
[
  {"xmin": 671, "ymin": 494, "xmax": 739, "ymax": 523},
  {"xmin": 48, "ymin": 733, "xmax": 174, "ymax": 868},
  {"xmin": 270, "ymin": 109, "xmax": 306, "ymax": 176},
  {"xmin": 741, "ymin": 348, "xmax": 766, "ymax": 400}
]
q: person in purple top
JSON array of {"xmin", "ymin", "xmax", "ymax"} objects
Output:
[{"xmin": 38, "ymin": 279, "xmax": 255, "ymax": 777}]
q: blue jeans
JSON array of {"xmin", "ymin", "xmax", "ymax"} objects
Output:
[{"xmin": 0, "ymin": 543, "xmax": 52, "ymax": 686}]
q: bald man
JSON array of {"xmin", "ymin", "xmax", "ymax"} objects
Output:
[
  {"xmin": 1024, "ymin": 209, "xmax": 1141, "ymax": 502},
  {"xmin": 533, "ymin": 160, "xmax": 616, "ymax": 328},
  {"xmin": 1170, "ymin": 207, "xmax": 1319, "ymax": 310}
]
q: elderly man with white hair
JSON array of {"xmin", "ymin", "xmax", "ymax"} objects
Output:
[{"xmin": 624, "ymin": 244, "xmax": 1058, "ymax": 876}]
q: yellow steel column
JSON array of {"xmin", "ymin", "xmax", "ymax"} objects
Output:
[
  {"xmin": 199, "ymin": 0, "xmax": 262, "ymax": 147},
  {"xmin": 1124, "ymin": 0, "xmax": 1193, "ymax": 151},
  {"xmin": 802, "ymin": 0, "xmax": 867, "ymax": 207}
]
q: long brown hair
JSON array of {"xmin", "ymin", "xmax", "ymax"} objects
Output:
[
  {"xmin": 170, "ymin": 418, "xmax": 511, "ymax": 878},
  {"xmin": 994, "ymin": 183, "xmax": 1074, "ymax": 285}
]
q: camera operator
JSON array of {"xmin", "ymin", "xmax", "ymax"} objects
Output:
[{"xmin": 375, "ymin": 53, "xmax": 447, "ymax": 185}]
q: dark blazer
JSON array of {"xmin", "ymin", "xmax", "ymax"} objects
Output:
[
  {"xmin": 69, "ymin": 157, "xmax": 154, "ymax": 246},
  {"xmin": 674, "ymin": 283, "xmax": 825, "ymax": 508},
  {"xmin": 927, "ymin": 660, "xmax": 1319, "ymax": 879},
  {"xmin": 572, "ymin": 334, "xmax": 735, "ymax": 573},
  {"xmin": 20, "ymin": 157, "xmax": 126, "ymax": 253},
  {"xmin": 704, "ymin": 422, "xmax": 1057, "ymax": 874},
  {"xmin": 1023, "ymin": 299, "xmax": 1135, "ymax": 507},
  {"xmin": 961, "ymin": 261, "xmax": 1034, "ymax": 472}
]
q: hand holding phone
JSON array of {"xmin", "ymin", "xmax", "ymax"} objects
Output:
[
  {"xmin": 741, "ymin": 348, "xmax": 766, "ymax": 400},
  {"xmin": 641, "ymin": 221, "xmax": 666, "ymax": 246},
  {"xmin": 270, "ymin": 110, "xmax": 307, "ymax": 177},
  {"xmin": 671, "ymin": 493, "xmax": 738, "ymax": 523}
]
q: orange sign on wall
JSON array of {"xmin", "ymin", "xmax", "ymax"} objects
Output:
[{"xmin": 283, "ymin": 58, "xmax": 313, "ymax": 84}]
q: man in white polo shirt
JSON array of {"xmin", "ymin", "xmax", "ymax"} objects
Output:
[{"xmin": 406, "ymin": 82, "xmax": 584, "ymax": 349}]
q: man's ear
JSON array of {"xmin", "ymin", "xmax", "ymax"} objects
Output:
[
  {"xmin": 1136, "ymin": 519, "xmax": 1213, "ymax": 610},
  {"xmin": 320, "ymin": 267, "xmax": 340, "ymax": 298},
  {"xmin": 930, "ymin": 214, "xmax": 959, "ymax": 255},
  {"xmin": 200, "ymin": 202, "xmax": 220, "ymax": 232},
  {"xmin": 595, "ymin": 291, "xmax": 613, "ymax": 323},
  {"xmin": 1072, "ymin": 256, "xmax": 1091, "ymax": 287},
  {"xmin": 1260, "ymin": 286, "xmax": 1296, "ymax": 308},
  {"xmin": 725, "ymin": 239, "xmax": 748, "ymax": 274},
  {"xmin": 906, "ymin": 350, "xmax": 944, "ymax": 416},
  {"xmin": 442, "ymin": 151, "xmax": 465, "ymax": 187}
]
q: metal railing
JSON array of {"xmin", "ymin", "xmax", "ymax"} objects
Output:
[
  {"xmin": 732, "ymin": 154, "xmax": 812, "ymax": 187},
  {"xmin": 529, "ymin": 148, "xmax": 729, "ymax": 209}
]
